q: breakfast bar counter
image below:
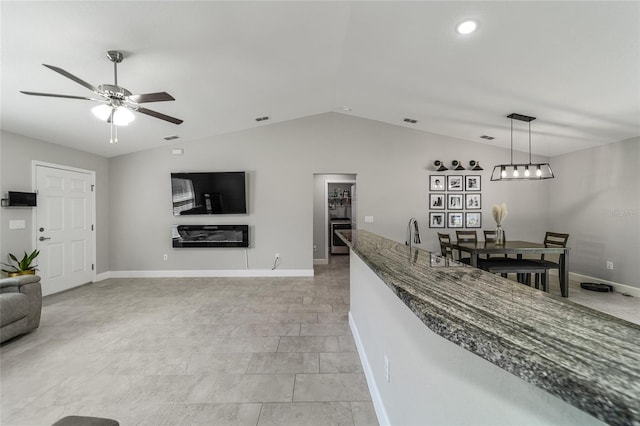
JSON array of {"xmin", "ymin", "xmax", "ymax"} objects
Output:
[{"xmin": 339, "ymin": 230, "xmax": 640, "ymax": 426}]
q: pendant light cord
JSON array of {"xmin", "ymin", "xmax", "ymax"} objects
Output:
[
  {"xmin": 510, "ymin": 117, "xmax": 514, "ymax": 164},
  {"xmin": 528, "ymin": 121, "xmax": 532, "ymax": 164}
]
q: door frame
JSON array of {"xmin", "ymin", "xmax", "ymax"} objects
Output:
[
  {"xmin": 31, "ymin": 160, "xmax": 97, "ymax": 284},
  {"xmin": 324, "ymin": 178, "xmax": 356, "ymax": 262}
]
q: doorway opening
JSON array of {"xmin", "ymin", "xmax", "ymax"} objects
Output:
[{"xmin": 313, "ymin": 174, "xmax": 356, "ymax": 265}]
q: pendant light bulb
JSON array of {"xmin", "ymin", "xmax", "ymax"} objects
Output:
[
  {"xmin": 501, "ymin": 166, "xmax": 507, "ymax": 178},
  {"xmin": 524, "ymin": 166, "xmax": 530, "ymax": 177},
  {"xmin": 92, "ymin": 104, "xmax": 112, "ymax": 121},
  {"xmin": 513, "ymin": 166, "xmax": 519, "ymax": 177},
  {"xmin": 113, "ymin": 106, "xmax": 135, "ymax": 126},
  {"xmin": 536, "ymin": 165, "xmax": 542, "ymax": 177}
]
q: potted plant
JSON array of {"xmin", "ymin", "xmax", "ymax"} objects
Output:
[{"xmin": 2, "ymin": 249, "xmax": 40, "ymax": 277}]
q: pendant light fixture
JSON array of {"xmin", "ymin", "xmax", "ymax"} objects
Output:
[{"xmin": 491, "ymin": 113, "xmax": 554, "ymax": 181}]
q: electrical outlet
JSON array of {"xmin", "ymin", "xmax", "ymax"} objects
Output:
[
  {"xmin": 384, "ymin": 355, "xmax": 390, "ymax": 383},
  {"xmin": 163, "ymin": 254, "xmax": 168, "ymax": 261},
  {"xmin": 275, "ymin": 253, "xmax": 280, "ymax": 260},
  {"xmin": 365, "ymin": 215, "xmax": 374, "ymax": 223},
  {"xmin": 607, "ymin": 261, "xmax": 614, "ymax": 270}
]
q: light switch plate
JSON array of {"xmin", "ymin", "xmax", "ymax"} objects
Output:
[
  {"xmin": 364, "ymin": 216, "xmax": 374, "ymax": 223},
  {"xmin": 9, "ymin": 220, "xmax": 26, "ymax": 229}
]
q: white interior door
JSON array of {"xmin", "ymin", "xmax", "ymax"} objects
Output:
[{"xmin": 35, "ymin": 164, "xmax": 95, "ymax": 296}]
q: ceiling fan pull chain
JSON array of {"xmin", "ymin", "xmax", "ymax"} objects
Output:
[{"xmin": 109, "ymin": 109, "xmax": 114, "ymax": 143}]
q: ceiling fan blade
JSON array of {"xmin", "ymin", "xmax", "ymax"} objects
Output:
[
  {"xmin": 20, "ymin": 91, "xmax": 102, "ymax": 101},
  {"xmin": 128, "ymin": 92, "xmax": 175, "ymax": 103},
  {"xmin": 136, "ymin": 107, "xmax": 183, "ymax": 125},
  {"xmin": 43, "ymin": 64, "xmax": 101, "ymax": 94}
]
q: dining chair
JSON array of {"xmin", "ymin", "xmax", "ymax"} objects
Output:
[
  {"xmin": 455, "ymin": 230, "xmax": 477, "ymax": 264},
  {"xmin": 483, "ymin": 230, "xmax": 510, "ymax": 258},
  {"xmin": 531, "ymin": 232, "xmax": 570, "ymax": 291},
  {"xmin": 437, "ymin": 232, "xmax": 454, "ymax": 260}
]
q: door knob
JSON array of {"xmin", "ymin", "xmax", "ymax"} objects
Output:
[{"xmin": 39, "ymin": 236, "xmax": 51, "ymax": 241}]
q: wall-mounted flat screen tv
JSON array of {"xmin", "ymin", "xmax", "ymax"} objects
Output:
[{"xmin": 171, "ymin": 172, "xmax": 247, "ymax": 215}]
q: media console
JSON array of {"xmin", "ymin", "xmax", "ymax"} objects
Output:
[{"xmin": 172, "ymin": 225, "xmax": 249, "ymax": 248}]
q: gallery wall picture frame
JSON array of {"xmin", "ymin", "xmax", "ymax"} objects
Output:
[
  {"xmin": 447, "ymin": 193, "xmax": 464, "ymax": 210},
  {"xmin": 465, "ymin": 212, "xmax": 482, "ymax": 228},
  {"xmin": 429, "ymin": 212, "xmax": 446, "ymax": 228},
  {"xmin": 447, "ymin": 175, "xmax": 463, "ymax": 191},
  {"xmin": 430, "ymin": 175, "xmax": 446, "ymax": 191},
  {"xmin": 448, "ymin": 212, "xmax": 464, "ymax": 228},
  {"xmin": 429, "ymin": 193, "xmax": 445, "ymax": 210},
  {"xmin": 465, "ymin": 193, "xmax": 482, "ymax": 210},
  {"xmin": 465, "ymin": 175, "xmax": 481, "ymax": 191}
]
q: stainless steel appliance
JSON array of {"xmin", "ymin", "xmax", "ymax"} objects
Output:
[{"xmin": 330, "ymin": 219, "xmax": 351, "ymax": 254}]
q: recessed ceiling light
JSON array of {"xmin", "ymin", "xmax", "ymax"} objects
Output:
[
  {"xmin": 342, "ymin": 106, "xmax": 352, "ymax": 112},
  {"xmin": 456, "ymin": 20, "xmax": 478, "ymax": 35}
]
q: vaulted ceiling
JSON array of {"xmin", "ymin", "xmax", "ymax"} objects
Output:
[{"xmin": 1, "ymin": 1, "xmax": 638, "ymax": 158}]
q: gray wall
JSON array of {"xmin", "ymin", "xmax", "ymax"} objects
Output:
[
  {"xmin": 549, "ymin": 137, "xmax": 640, "ymax": 289},
  {"xmin": 0, "ymin": 131, "xmax": 110, "ymax": 274},
  {"xmin": 3, "ymin": 115, "xmax": 635, "ymax": 287},
  {"xmin": 108, "ymin": 113, "xmax": 551, "ymax": 272}
]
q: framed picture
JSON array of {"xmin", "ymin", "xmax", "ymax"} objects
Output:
[
  {"xmin": 429, "ymin": 193, "xmax": 445, "ymax": 210},
  {"xmin": 447, "ymin": 193, "xmax": 464, "ymax": 210},
  {"xmin": 465, "ymin": 212, "xmax": 482, "ymax": 228},
  {"xmin": 465, "ymin": 175, "xmax": 481, "ymax": 191},
  {"xmin": 447, "ymin": 212, "xmax": 463, "ymax": 228},
  {"xmin": 430, "ymin": 175, "xmax": 445, "ymax": 191},
  {"xmin": 447, "ymin": 175, "xmax": 463, "ymax": 191},
  {"xmin": 429, "ymin": 212, "xmax": 445, "ymax": 228},
  {"xmin": 465, "ymin": 193, "xmax": 481, "ymax": 209}
]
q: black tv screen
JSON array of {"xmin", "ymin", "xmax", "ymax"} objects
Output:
[{"xmin": 171, "ymin": 172, "xmax": 247, "ymax": 215}]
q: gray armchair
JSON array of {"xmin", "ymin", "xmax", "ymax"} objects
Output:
[{"xmin": 0, "ymin": 275, "xmax": 42, "ymax": 343}]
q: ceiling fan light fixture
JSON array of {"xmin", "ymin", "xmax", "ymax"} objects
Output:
[
  {"xmin": 113, "ymin": 106, "xmax": 135, "ymax": 126},
  {"xmin": 91, "ymin": 104, "xmax": 112, "ymax": 121}
]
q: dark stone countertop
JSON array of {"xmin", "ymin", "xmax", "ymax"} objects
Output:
[{"xmin": 338, "ymin": 230, "xmax": 640, "ymax": 426}]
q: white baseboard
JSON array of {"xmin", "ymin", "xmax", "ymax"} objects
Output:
[
  {"xmin": 568, "ymin": 271, "xmax": 639, "ymax": 298},
  {"xmin": 313, "ymin": 258, "xmax": 329, "ymax": 265},
  {"xmin": 349, "ymin": 311, "xmax": 389, "ymax": 426},
  {"xmin": 107, "ymin": 269, "xmax": 314, "ymax": 279},
  {"xmin": 94, "ymin": 271, "xmax": 110, "ymax": 282}
]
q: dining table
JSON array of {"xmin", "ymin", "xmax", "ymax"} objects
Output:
[{"xmin": 448, "ymin": 240, "xmax": 570, "ymax": 297}]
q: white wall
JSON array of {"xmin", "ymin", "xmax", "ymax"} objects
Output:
[
  {"xmin": 549, "ymin": 137, "xmax": 640, "ymax": 289},
  {"xmin": 0, "ymin": 131, "xmax": 110, "ymax": 274},
  {"xmin": 108, "ymin": 113, "xmax": 550, "ymax": 273},
  {"xmin": 349, "ymin": 252, "xmax": 603, "ymax": 425}
]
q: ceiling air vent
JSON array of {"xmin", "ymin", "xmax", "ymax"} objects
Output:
[
  {"xmin": 480, "ymin": 135, "xmax": 495, "ymax": 140},
  {"xmin": 164, "ymin": 135, "xmax": 180, "ymax": 141},
  {"xmin": 403, "ymin": 118, "xmax": 418, "ymax": 124},
  {"xmin": 255, "ymin": 116, "xmax": 270, "ymax": 122}
]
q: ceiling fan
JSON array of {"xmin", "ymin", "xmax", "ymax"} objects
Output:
[{"xmin": 21, "ymin": 50, "xmax": 183, "ymax": 143}]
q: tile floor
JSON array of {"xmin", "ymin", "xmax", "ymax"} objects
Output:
[
  {"xmin": 1, "ymin": 255, "xmax": 638, "ymax": 426},
  {"xmin": 1, "ymin": 255, "xmax": 377, "ymax": 426}
]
